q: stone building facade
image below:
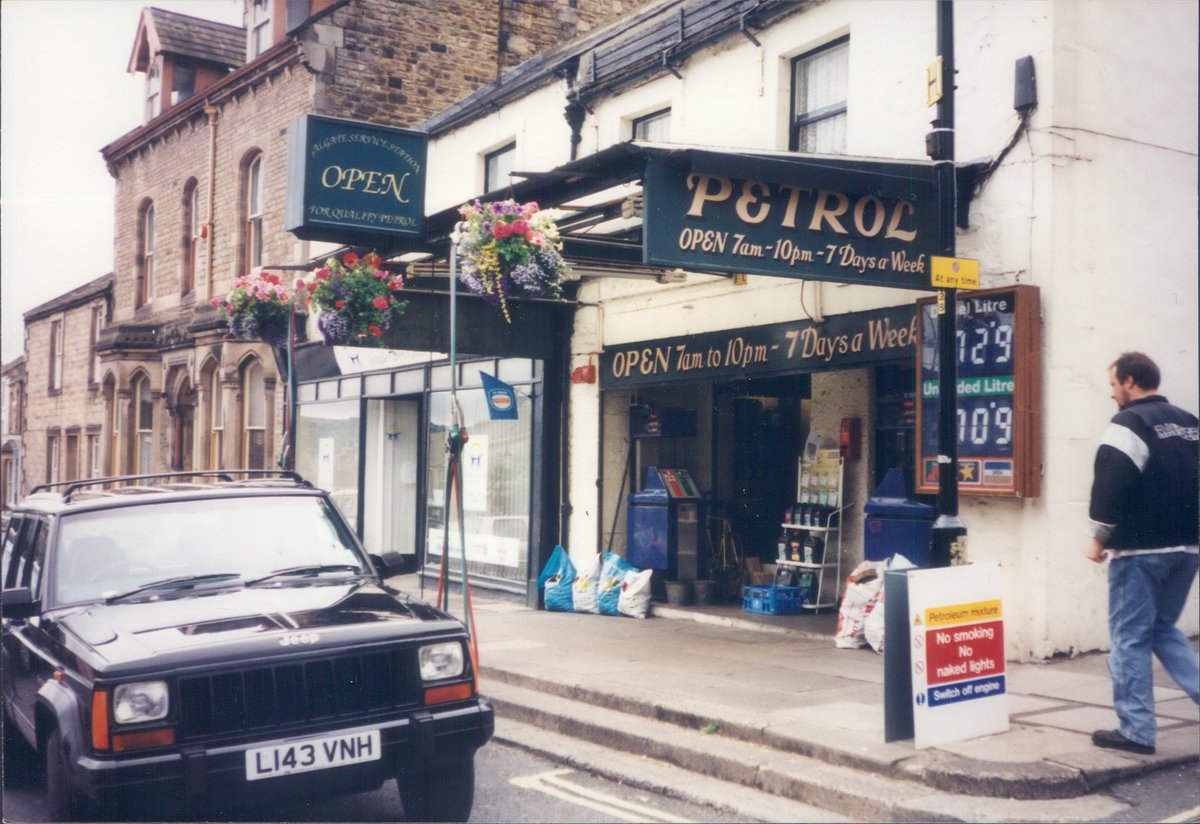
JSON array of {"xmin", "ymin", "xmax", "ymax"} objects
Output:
[
  {"xmin": 18, "ymin": 276, "xmax": 113, "ymax": 491},
  {"xmin": 11, "ymin": 0, "xmax": 644, "ymax": 497}
]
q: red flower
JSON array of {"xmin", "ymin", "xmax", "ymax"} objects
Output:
[
  {"xmin": 372, "ymin": 296, "xmax": 388, "ymax": 309},
  {"xmin": 492, "ymin": 222, "xmax": 512, "ymax": 239},
  {"xmin": 363, "ymin": 252, "xmax": 381, "ymax": 268},
  {"xmin": 368, "ymin": 325, "xmax": 382, "ymax": 336},
  {"xmin": 343, "ymin": 252, "xmax": 359, "ymax": 266},
  {"xmin": 512, "ymin": 219, "xmax": 528, "ymax": 235},
  {"xmin": 335, "ymin": 299, "xmax": 346, "ymax": 308}
]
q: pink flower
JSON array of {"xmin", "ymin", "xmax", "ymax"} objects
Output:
[
  {"xmin": 388, "ymin": 276, "xmax": 405, "ymax": 290},
  {"xmin": 209, "ymin": 297, "xmax": 220, "ymax": 308},
  {"xmin": 374, "ymin": 269, "xmax": 387, "ymax": 279},
  {"xmin": 528, "ymin": 231, "xmax": 546, "ymax": 247},
  {"xmin": 372, "ymin": 296, "xmax": 388, "ymax": 309},
  {"xmin": 315, "ymin": 267, "xmax": 330, "ymax": 280},
  {"xmin": 224, "ymin": 303, "xmax": 233, "ymax": 312},
  {"xmin": 295, "ymin": 279, "xmax": 306, "ymax": 290}
]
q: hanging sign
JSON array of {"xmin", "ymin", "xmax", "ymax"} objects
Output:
[
  {"xmin": 915, "ymin": 285, "xmax": 1041, "ymax": 497},
  {"xmin": 285, "ymin": 114, "xmax": 427, "ymax": 244},
  {"xmin": 480, "ymin": 372, "xmax": 518, "ymax": 420},
  {"xmin": 642, "ymin": 151, "xmax": 940, "ymax": 289},
  {"xmin": 907, "ymin": 563, "xmax": 1008, "ymax": 749}
]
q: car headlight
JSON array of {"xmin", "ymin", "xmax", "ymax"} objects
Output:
[
  {"xmin": 418, "ymin": 642, "xmax": 464, "ymax": 681},
  {"xmin": 112, "ymin": 681, "xmax": 169, "ymax": 724}
]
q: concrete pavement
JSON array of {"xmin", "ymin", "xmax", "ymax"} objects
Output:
[{"xmin": 451, "ymin": 591, "xmax": 1200, "ymax": 822}]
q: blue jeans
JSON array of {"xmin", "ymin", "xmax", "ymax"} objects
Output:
[{"xmin": 1107, "ymin": 551, "xmax": 1200, "ymax": 746}]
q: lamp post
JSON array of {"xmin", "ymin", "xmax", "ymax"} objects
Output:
[{"xmin": 929, "ymin": 0, "xmax": 967, "ymax": 567}]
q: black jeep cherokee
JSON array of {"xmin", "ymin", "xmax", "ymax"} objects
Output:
[{"xmin": 1, "ymin": 471, "xmax": 492, "ymax": 821}]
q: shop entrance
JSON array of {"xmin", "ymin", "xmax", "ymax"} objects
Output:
[
  {"xmin": 715, "ymin": 376, "xmax": 810, "ymax": 565},
  {"xmin": 364, "ymin": 397, "xmax": 422, "ymax": 572}
]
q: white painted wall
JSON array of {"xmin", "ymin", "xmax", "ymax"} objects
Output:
[{"xmin": 425, "ymin": 0, "xmax": 1198, "ymax": 659}]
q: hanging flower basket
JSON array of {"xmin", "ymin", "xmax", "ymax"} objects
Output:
[
  {"xmin": 453, "ymin": 199, "xmax": 570, "ymax": 323},
  {"xmin": 212, "ymin": 271, "xmax": 299, "ymax": 347},
  {"xmin": 304, "ymin": 252, "xmax": 408, "ymax": 346}
]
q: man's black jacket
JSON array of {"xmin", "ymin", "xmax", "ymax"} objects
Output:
[{"xmin": 1089, "ymin": 395, "xmax": 1199, "ymax": 550}]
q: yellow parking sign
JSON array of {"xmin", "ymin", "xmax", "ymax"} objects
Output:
[{"xmin": 930, "ymin": 256, "xmax": 980, "ymax": 289}]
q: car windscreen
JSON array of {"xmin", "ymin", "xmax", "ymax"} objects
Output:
[{"xmin": 53, "ymin": 495, "xmax": 366, "ymax": 605}]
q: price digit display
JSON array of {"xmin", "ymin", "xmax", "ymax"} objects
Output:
[{"xmin": 916, "ymin": 286, "xmax": 1040, "ymax": 497}]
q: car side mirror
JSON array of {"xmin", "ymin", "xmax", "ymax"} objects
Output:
[
  {"xmin": 370, "ymin": 552, "xmax": 416, "ymax": 579},
  {"xmin": 1, "ymin": 587, "xmax": 38, "ymax": 620}
]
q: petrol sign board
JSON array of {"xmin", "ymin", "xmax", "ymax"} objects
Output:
[{"xmin": 642, "ymin": 152, "xmax": 940, "ymax": 289}]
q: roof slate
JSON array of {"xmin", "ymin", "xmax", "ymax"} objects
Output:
[
  {"xmin": 24, "ymin": 273, "xmax": 113, "ymax": 322},
  {"xmin": 147, "ymin": 7, "xmax": 244, "ymax": 68}
]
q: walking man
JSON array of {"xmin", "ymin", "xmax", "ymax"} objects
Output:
[{"xmin": 1086, "ymin": 351, "xmax": 1199, "ymax": 755}]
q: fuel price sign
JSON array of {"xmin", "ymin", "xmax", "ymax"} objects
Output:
[{"xmin": 915, "ymin": 285, "xmax": 1040, "ymax": 497}]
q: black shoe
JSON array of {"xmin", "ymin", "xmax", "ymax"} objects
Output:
[{"xmin": 1092, "ymin": 729, "xmax": 1155, "ymax": 755}]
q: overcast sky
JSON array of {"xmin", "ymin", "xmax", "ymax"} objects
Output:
[{"xmin": 0, "ymin": 0, "xmax": 243, "ymax": 364}]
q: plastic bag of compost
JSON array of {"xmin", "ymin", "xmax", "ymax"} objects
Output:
[
  {"xmin": 618, "ymin": 568, "xmax": 654, "ymax": 619},
  {"xmin": 597, "ymin": 552, "xmax": 636, "ymax": 616},
  {"xmin": 537, "ymin": 545, "xmax": 576, "ymax": 612},
  {"xmin": 572, "ymin": 553, "xmax": 602, "ymax": 614}
]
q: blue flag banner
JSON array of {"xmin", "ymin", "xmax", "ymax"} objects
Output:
[{"xmin": 480, "ymin": 372, "xmax": 518, "ymax": 420}]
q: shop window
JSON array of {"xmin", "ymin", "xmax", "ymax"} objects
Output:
[
  {"xmin": 48, "ymin": 319, "xmax": 64, "ymax": 393},
  {"xmin": 484, "ymin": 142, "xmax": 515, "ymax": 193},
  {"xmin": 243, "ymin": 154, "xmax": 264, "ymax": 271},
  {"xmin": 170, "ymin": 64, "xmax": 195, "ymax": 106},
  {"xmin": 790, "ymin": 37, "xmax": 849, "ymax": 153},
  {"xmin": 250, "ymin": 0, "xmax": 272, "ymax": 59},
  {"xmin": 296, "ymin": 400, "xmax": 361, "ymax": 531},
  {"xmin": 426, "ymin": 383, "xmax": 532, "ymax": 583},
  {"xmin": 183, "ymin": 179, "xmax": 200, "ymax": 295},
  {"xmin": 145, "ymin": 60, "xmax": 161, "ymax": 121},
  {"xmin": 134, "ymin": 375, "xmax": 154, "ymax": 475},
  {"xmin": 138, "ymin": 201, "xmax": 156, "ymax": 306},
  {"xmin": 241, "ymin": 359, "xmax": 266, "ymax": 469},
  {"xmin": 632, "ymin": 108, "xmax": 671, "ymax": 141}
]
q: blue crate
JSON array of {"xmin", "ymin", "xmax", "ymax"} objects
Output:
[{"xmin": 742, "ymin": 583, "xmax": 807, "ymax": 615}]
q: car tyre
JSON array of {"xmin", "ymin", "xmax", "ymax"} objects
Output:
[
  {"xmin": 3, "ymin": 712, "xmax": 36, "ymax": 787},
  {"xmin": 398, "ymin": 755, "xmax": 475, "ymax": 822},
  {"xmin": 47, "ymin": 727, "xmax": 93, "ymax": 822}
]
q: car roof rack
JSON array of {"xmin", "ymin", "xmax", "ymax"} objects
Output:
[{"xmin": 30, "ymin": 470, "xmax": 312, "ymax": 503}]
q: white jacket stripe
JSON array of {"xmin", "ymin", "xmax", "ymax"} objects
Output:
[{"xmin": 1100, "ymin": 422, "xmax": 1150, "ymax": 471}]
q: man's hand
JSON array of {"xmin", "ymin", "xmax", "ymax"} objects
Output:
[{"xmin": 1084, "ymin": 539, "xmax": 1107, "ymax": 564}]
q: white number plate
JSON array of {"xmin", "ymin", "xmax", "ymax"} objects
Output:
[{"xmin": 245, "ymin": 729, "xmax": 381, "ymax": 781}]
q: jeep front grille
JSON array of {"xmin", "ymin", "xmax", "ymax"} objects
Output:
[{"xmin": 177, "ymin": 648, "xmax": 421, "ymax": 740}]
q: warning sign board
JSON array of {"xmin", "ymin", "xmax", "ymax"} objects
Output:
[{"xmin": 907, "ymin": 564, "xmax": 1008, "ymax": 748}]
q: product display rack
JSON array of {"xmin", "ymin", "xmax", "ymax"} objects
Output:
[{"xmin": 777, "ymin": 454, "xmax": 847, "ymax": 611}]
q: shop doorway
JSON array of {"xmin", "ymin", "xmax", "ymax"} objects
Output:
[
  {"xmin": 363, "ymin": 398, "xmax": 421, "ymax": 572},
  {"xmin": 715, "ymin": 376, "xmax": 809, "ymax": 565}
]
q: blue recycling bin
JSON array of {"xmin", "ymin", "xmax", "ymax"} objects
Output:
[
  {"xmin": 627, "ymin": 467, "xmax": 703, "ymax": 581},
  {"xmin": 864, "ymin": 468, "xmax": 935, "ymax": 566}
]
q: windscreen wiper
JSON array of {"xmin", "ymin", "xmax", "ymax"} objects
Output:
[
  {"xmin": 244, "ymin": 564, "xmax": 364, "ymax": 587},
  {"xmin": 105, "ymin": 573, "xmax": 242, "ymax": 604}
]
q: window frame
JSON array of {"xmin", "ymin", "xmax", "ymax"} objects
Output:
[
  {"xmin": 47, "ymin": 434, "xmax": 61, "ymax": 485},
  {"xmin": 244, "ymin": 154, "xmax": 264, "ymax": 272},
  {"xmin": 183, "ymin": 180, "xmax": 201, "ymax": 295},
  {"xmin": 250, "ymin": 0, "xmax": 272, "ymax": 58},
  {"xmin": 788, "ymin": 36, "xmax": 850, "ymax": 154},
  {"xmin": 134, "ymin": 375, "xmax": 154, "ymax": 475},
  {"xmin": 483, "ymin": 142, "xmax": 516, "ymax": 194},
  {"xmin": 241, "ymin": 360, "xmax": 266, "ymax": 469},
  {"xmin": 209, "ymin": 368, "xmax": 224, "ymax": 470},
  {"xmin": 145, "ymin": 60, "xmax": 161, "ymax": 121},
  {"xmin": 138, "ymin": 202, "xmax": 156, "ymax": 306},
  {"xmin": 48, "ymin": 318, "xmax": 64, "ymax": 393},
  {"xmin": 89, "ymin": 304, "xmax": 105, "ymax": 385},
  {"xmin": 631, "ymin": 108, "xmax": 671, "ymax": 142}
]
